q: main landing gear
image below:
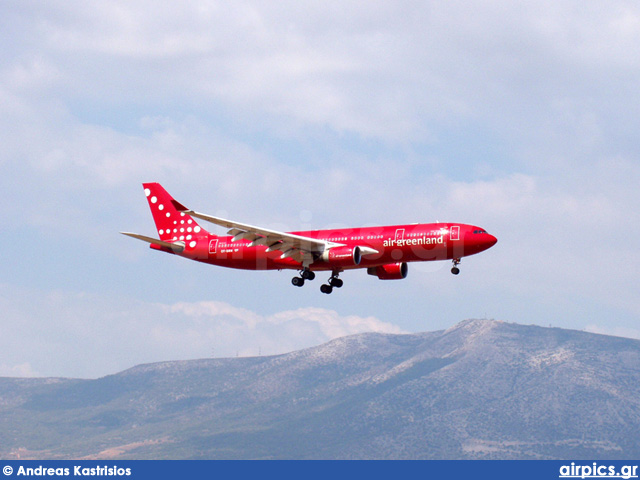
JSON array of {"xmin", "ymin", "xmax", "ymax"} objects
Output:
[
  {"xmin": 291, "ymin": 269, "xmax": 343, "ymax": 294},
  {"xmin": 291, "ymin": 269, "xmax": 316, "ymax": 287},
  {"xmin": 451, "ymin": 258, "xmax": 461, "ymax": 275},
  {"xmin": 320, "ymin": 272, "xmax": 343, "ymax": 294}
]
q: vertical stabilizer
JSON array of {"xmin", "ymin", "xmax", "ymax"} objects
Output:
[{"xmin": 142, "ymin": 183, "xmax": 208, "ymax": 242}]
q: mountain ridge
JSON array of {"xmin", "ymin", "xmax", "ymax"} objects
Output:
[{"xmin": 1, "ymin": 319, "xmax": 639, "ymax": 459}]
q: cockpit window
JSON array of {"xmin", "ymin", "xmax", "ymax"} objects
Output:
[{"xmin": 473, "ymin": 230, "xmax": 488, "ymax": 234}]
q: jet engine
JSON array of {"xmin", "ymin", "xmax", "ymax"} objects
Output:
[
  {"xmin": 367, "ymin": 262, "xmax": 408, "ymax": 280},
  {"xmin": 319, "ymin": 246, "xmax": 362, "ymax": 267}
]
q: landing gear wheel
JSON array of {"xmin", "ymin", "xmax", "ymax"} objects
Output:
[
  {"xmin": 320, "ymin": 284, "xmax": 333, "ymax": 294},
  {"xmin": 451, "ymin": 258, "xmax": 461, "ymax": 275},
  {"xmin": 292, "ymin": 277, "xmax": 305, "ymax": 287},
  {"xmin": 324, "ymin": 270, "xmax": 343, "ymax": 291},
  {"xmin": 301, "ymin": 270, "xmax": 316, "ymax": 281}
]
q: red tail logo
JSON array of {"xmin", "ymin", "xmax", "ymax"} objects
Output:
[{"xmin": 142, "ymin": 183, "xmax": 207, "ymax": 242}]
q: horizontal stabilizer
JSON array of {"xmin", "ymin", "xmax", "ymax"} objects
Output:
[{"xmin": 120, "ymin": 232, "xmax": 185, "ymax": 253}]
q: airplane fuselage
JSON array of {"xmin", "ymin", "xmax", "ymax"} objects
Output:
[{"xmin": 153, "ymin": 222, "xmax": 496, "ymax": 271}]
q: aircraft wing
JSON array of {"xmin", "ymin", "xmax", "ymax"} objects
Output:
[{"xmin": 171, "ymin": 200, "xmax": 342, "ymax": 266}]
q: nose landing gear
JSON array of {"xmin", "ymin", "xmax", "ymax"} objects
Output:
[{"xmin": 451, "ymin": 258, "xmax": 461, "ymax": 275}]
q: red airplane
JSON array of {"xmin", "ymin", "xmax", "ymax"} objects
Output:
[{"xmin": 122, "ymin": 183, "xmax": 497, "ymax": 294}]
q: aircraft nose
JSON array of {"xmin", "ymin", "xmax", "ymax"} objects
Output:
[{"xmin": 487, "ymin": 234, "xmax": 498, "ymax": 247}]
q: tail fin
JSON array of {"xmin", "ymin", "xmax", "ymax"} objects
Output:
[{"xmin": 142, "ymin": 183, "xmax": 208, "ymax": 242}]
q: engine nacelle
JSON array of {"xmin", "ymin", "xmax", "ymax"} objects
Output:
[
  {"xmin": 367, "ymin": 262, "xmax": 408, "ymax": 280},
  {"xmin": 319, "ymin": 246, "xmax": 362, "ymax": 267}
]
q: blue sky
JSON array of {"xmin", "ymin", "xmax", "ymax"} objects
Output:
[{"xmin": 1, "ymin": 1, "xmax": 639, "ymax": 378}]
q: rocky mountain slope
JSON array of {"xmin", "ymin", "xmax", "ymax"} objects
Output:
[{"xmin": 1, "ymin": 319, "xmax": 639, "ymax": 459}]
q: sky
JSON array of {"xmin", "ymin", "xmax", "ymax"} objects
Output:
[{"xmin": 1, "ymin": 1, "xmax": 639, "ymax": 378}]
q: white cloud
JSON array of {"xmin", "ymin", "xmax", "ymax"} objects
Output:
[
  {"xmin": 0, "ymin": 285, "xmax": 403, "ymax": 378},
  {"xmin": 270, "ymin": 306, "xmax": 405, "ymax": 339},
  {"xmin": 4, "ymin": 2, "xmax": 640, "ymax": 188},
  {"xmin": 6, "ymin": 1, "xmax": 636, "ymax": 143},
  {"xmin": 157, "ymin": 301, "xmax": 404, "ymax": 358},
  {"xmin": 0, "ymin": 363, "xmax": 38, "ymax": 378}
]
